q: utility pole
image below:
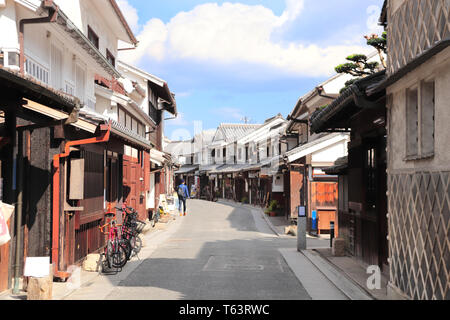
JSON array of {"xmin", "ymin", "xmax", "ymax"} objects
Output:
[{"xmin": 241, "ymin": 117, "xmax": 251, "ymax": 124}]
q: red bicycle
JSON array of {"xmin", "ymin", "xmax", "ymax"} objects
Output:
[{"xmin": 99, "ymin": 212, "xmax": 127, "ymax": 271}]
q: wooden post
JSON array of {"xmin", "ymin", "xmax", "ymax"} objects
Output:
[{"xmin": 27, "ymin": 264, "xmax": 53, "ymax": 300}]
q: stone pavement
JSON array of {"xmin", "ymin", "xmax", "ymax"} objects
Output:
[
  {"xmin": 218, "ymin": 199, "xmax": 385, "ymax": 300},
  {"xmin": 0, "ymin": 214, "xmax": 180, "ymax": 301},
  {"xmin": 0, "ymin": 200, "xmax": 387, "ymax": 300},
  {"xmin": 314, "ymin": 248, "xmax": 389, "ymax": 300}
]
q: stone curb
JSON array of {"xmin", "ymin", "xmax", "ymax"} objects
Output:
[
  {"xmin": 301, "ymin": 249, "xmax": 374, "ymax": 300},
  {"xmin": 312, "ymin": 248, "xmax": 385, "ymax": 300}
]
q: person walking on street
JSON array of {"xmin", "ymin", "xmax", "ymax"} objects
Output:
[{"xmin": 177, "ymin": 179, "xmax": 190, "ymax": 216}]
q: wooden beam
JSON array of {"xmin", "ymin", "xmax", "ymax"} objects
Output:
[{"xmin": 22, "ymin": 98, "xmax": 68, "ymax": 121}]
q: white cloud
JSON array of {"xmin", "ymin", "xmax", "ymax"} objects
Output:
[
  {"xmin": 212, "ymin": 107, "xmax": 245, "ymax": 121},
  {"xmin": 116, "ymin": 0, "xmax": 139, "ymax": 33},
  {"xmin": 119, "ymin": 0, "xmax": 373, "ymax": 77}
]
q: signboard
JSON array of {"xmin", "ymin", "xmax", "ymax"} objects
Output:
[
  {"xmin": 298, "ymin": 206, "xmax": 306, "ymax": 217},
  {"xmin": 24, "ymin": 257, "xmax": 50, "ymax": 278},
  {"xmin": 248, "ymin": 172, "xmax": 258, "ymax": 179}
]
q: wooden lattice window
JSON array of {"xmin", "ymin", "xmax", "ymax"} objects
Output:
[{"xmin": 405, "ymin": 80, "xmax": 435, "ymax": 160}]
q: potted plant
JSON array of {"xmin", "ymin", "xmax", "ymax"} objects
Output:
[{"xmin": 265, "ymin": 200, "xmax": 278, "ymax": 217}]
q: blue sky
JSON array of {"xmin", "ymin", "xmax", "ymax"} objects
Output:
[{"xmin": 117, "ymin": 0, "xmax": 385, "ymax": 141}]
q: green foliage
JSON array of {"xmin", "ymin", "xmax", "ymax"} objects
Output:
[
  {"xmin": 265, "ymin": 200, "xmax": 278, "ymax": 214},
  {"xmin": 335, "ymin": 63, "xmax": 359, "ymax": 74},
  {"xmin": 335, "ymin": 31, "xmax": 388, "ymax": 92},
  {"xmin": 346, "ymin": 54, "xmax": 367, "ymax": 63},
  {"xmin": 241, "ymin": 196, "xmax": 249, "ymax": 204},
  {"xmin": 269, "ymin": 200, "xmax": 278, "ymax": 210},
  {"xmin": 366, "ymin": 31, "xmax": 387, "ymax": 53},
  {"xmin": 335, "ymin": 54, "xmax": 375, "ymax": 77}
]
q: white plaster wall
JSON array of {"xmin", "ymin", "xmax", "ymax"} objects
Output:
[
  {"xmin": 116, "ymin": 65, "xmax": 150, "ymax": 114},
  {"xmin": 53, "ymin": 0, "xmax": 83, "ymax": 29},
  {"xmin": 387, "ymin": 47, "xmax": 450, "ymax": 171},
  {"xmin": 5, "ymin": 2, "xmax": 112, "ymax": 106},
  {"xmin": 311, "ymin": 140, "xmax": 348, "ymax": 166},
  {"xmin": 0, "ymin": 0, "xmax": 19, "ymax": 49},
  {"xmin": 95, "ymin": 94, "xmax": 119, "ymax": 121},
  {"xmin": 272, "ymin": 174, "xmax": 284, "ymax": 193},
  {"xmin": 56, "ymin": 0, "xmax": 119, "ymax": 59}
]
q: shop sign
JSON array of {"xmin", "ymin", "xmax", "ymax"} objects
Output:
[{"xmin": 248, "ymin": 172, "xmax": 258, "ymax": 179}]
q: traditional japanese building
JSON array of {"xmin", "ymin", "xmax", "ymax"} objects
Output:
[
  {"xmin": 0, "ymin": 0, "xmax": 178, "ymax": 292},
  {"xmin": 310, "ymin": 71, "xmax": 388, "ymax": 272},
  {"xmin": 368, "ymin": 0, "xmax": 450, "ymax": 300},
  {"xmin": 285, "ymin": 73, "xmax": 351, "ymax": 232}
]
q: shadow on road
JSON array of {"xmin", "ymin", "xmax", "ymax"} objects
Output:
[{"xmin": 100, "ymin": 200, "xmax": 311, "ymax": 300}]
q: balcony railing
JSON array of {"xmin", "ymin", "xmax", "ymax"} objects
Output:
[
  {"xmin": 25, "ymin": 56, "xmax": 49, "ymax": 85},
  {"xmin": 387, "ymin": 0, "xmax": 450, "ymax": 75}
]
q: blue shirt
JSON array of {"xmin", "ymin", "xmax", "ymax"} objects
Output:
[{"xmin": 178, "ymin": 184, "xmax": 190, "ymax": 199}]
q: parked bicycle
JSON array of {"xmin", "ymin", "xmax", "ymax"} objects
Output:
[
  {"xmin": 99, "ymin": 213, "xmax": 127, "ymax": 272},
  {"xmin": 99, "ymin": 203, "xmax": 146, "ymax": 273},
  {"xmin": 118, "ymin": 204, "xmax": 145, "ymax": 259}
]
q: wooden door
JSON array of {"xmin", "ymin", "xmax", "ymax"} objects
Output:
[
  {"xmin": 129, "ymin": 162, "xmax": 138, "ymax": 212},
  {"xmin": 317, "ymin": 210, "xmax": 336, "ymax": 235},
  {"xmin": 311, "ymin": 182, "xmax": 338, "ymax": 235}
]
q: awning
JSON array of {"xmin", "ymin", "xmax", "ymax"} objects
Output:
[
  {"xmin": 323, "ymin": 156, "xmax": 348, "ymax": 175},
  {"xmin": 22, "ymin": 99, "xmax": 99, "ymax": 133},
  {"xmin": 241, "ymin": 163, "xmax": 262, "ymax": 172},
  {"xmin": 175, "ymin": 165, "xmax": 199, "ymax": 174},
  {"xmin": 198, "ymin": 164, "xmax": 224, "ymax": 174},
  {"xmin": 285, "ymin": 133, "xmax": 349, "ymax": 163},
  {"xmin": 208, "ymin": 164, "xmax": 228, "ymax": 174},
  {"xmin": 150, "ymin": 149, "xmax": 166, "ymax": 166},
  {"xmin": 0, "ymin": 66, "xmax": 78, "ymax": 113},
  {"xmin": 218, "ymin": 164, "xmax": 249, "ymax": 174},
  {"xmin": 78, "ymin": 108, "xmax": 153, "ymax": 150}
]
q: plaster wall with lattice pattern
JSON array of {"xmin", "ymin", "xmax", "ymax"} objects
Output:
[{"xmin": 387, "ymin": 0, "xmax": 450, "ymax": 76}]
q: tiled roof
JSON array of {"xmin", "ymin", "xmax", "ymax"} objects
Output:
[
  {"xmin": 175, "ymin": 165, "xmax": 199, "ymax": 174},
  {"xmin": 309, "ymin": 71, "xmax": 386, "ymax": 133},
  {"xmin": 0, "ymin": 65, "xmax": 79, "ymax": 113},
  {"xmin": 78, "ymin": 108, "xmax": 152, "ymax": 149},
  {"xmin": 214, "ymin": 123, "xmax": 262, "ymax": 143}
]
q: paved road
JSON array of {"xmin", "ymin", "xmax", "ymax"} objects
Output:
[{"xmin": 105, "ymin": 199, "xmax": 311, "ymax": 300}]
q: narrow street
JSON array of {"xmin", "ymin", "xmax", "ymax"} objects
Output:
[
  {"xmin": 68, "ymin": 200, "xmax": 313, "ymax": 300},
  {"xmin": 106, "ymin": 200, "xmax": 310, "ymax": 300}
]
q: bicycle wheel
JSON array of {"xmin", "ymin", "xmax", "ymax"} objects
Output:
[
  {"xmin": 105, "ymin": 240, "xmax": 113, "ymax": 269},
  {"xmin": 112, "ymin": 239, "xmax": 128, "ymax": 268},
  {"xmin": 132, "ymin": 236, "xmax": 143, "ymax": 257},
  {"xmin": 122, "ymin": 238, "xmax": 133, "ymax": 261}
]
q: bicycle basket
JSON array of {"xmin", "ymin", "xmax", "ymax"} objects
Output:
[{"xmin": 135, "ymin": 220, "xmax": 146, "ymax": 234}]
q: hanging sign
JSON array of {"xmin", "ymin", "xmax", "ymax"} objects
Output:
[{"xmin": 24, "ymin": 257, "xmax": 50, "ymax": 278}]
